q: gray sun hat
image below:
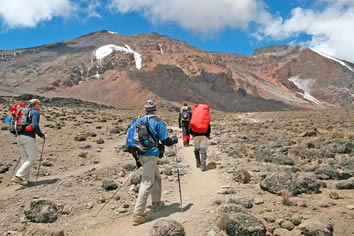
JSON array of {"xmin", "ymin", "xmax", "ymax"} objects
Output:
[{"xmin": 144, "ymin": 100, "xmax": 157, "ymax": 112}]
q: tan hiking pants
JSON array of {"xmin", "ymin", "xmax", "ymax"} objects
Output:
[
  {"xmin": 193, "ymin": 136, "xmax": 208, "ymax": 150},
  {"xmin": 16, "ymin": 135, "xmax": 38, "ymax": 181},
  {"xmin": 134, "ymin": 156, "xmax": 161, "ymax": 215}
]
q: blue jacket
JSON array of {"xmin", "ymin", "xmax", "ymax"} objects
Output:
[
  {"xmin": 143, "ymin": 115, "xmax": 169, "ymax": 156},
  {"xmin": 23, "ymin": 109, "xmax": 44, "ymax": 139}
]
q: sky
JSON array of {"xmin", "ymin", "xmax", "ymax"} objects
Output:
[{"xmin": 0, "ymin": 0, "xmax": 354, "ymax": 63}]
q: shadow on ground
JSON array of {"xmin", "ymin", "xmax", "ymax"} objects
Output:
[{"xmin": 15, "ymin": 178, "xmax": 60, "ymax": 191}]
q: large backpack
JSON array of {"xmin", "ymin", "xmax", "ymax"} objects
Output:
[
  {"xmin": 126, "ymin": 115, "xmax": 158, "ymax": 155},
  {"xmin": 9, "ymin": 104, "xmax": 33, "ymax": 135},
  {"xmin": 190, "ymin": 104, "xmax": 210, "ymax": 133},
  {"xmin": 181, "ymin": 107, "xmax": 190, "ymax": 122}
]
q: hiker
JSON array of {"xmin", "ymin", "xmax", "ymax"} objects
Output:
[
  {"xmin": 178, "ymin": 102, "xmax": 192, "ymax": 147},
  {"xmin": 189, "ymin": 104, "xmax": 211, "ymax": 171},
  {"xmin": 132, "ymin": 100, "xmax": 178, "ymax": 226},
  {"xmin": 11, "ymin": 99, "xmax": 47, "ymax": 186}
]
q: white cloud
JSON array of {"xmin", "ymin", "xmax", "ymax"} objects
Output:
[
  {"xmin": 259, "ymin": 0, "xmax": 354, "ymax": 62},
  {"xmin": 109, "ymin": 0, "xmax": 272, "ymax": 35},
  {"xmin": 0, "ymin": 0, "xmax": 76, "ymax": 28},
  {"xmin": 85, "ymin": 0, "xmax": 102, "ymax": 18}
]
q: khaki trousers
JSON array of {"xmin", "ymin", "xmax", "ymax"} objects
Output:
[
  {"xmin": 193, "ymin": 136, "xmax": 208, "ymax": 150},
  {"xmin": 134, "ymin": 156, "xmax": 161, "ymax": 215},
  {"xmin": 16, "ymin": 135, "xmax": 38, "ymax": 181}
]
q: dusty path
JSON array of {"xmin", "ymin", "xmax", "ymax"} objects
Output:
[{"xmin": 84, "ymin": 140, "xmax": 222, "ymax": 236}]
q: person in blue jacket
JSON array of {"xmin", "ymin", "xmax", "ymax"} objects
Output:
[
  {"xmin": 133, "ymin": 100, "xmax": 178, "ymax": 226},
  {"xmin": 11, "ymin": 99, "xmax": 48, "ymax": 186}
]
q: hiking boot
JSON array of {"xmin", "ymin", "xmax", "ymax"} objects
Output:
[
  {"xmin": 183, "ymin": 142, "xmax": 189, "ymax": 147},
  {"xmin": 11, "ymin": 176, "xmax": 28, "ymax": 186},
  {"xmin": 151, "ymin": 201, "xmax": 164, "ymax": 212},
  {"xmin": 194, "ymin": 150, "xmax": 201, "ymax": 168},
  {"xmin": 132, "ymin": 214, "xmax": 147, "ymax": 226},
  {"xmin": 201, "ymin": 166, "xmax": 207, "ymax": 172}
]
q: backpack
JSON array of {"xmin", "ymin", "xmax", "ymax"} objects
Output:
[
  {"xmin": 126, "ymin": 115, "xmax": 158, "ymax": 155},
  {"xmin": 190, "ymin": 104, "xmax": 210, "ymax": 133},
  {"xmin": 9, "ymin": 104, "xmax": 33, "ymax": 135},
  {"xmin": 180, "ymin": 107, "xmax": 190, "ymax": 122}
]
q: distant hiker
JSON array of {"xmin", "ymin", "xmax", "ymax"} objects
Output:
[
  {"xmin": 189, "ymin": 104, "xmax": 211, "ymax": 171},
  {"xmin": 129, "ymin": 100, "xmax": 178, "ymax": 226},
  {"xmin": 178, "ymin": 102, "xmax": 192, "ymax": 147},
  {"xmin": 11, "ymin": 99, "xmax": 47, "ymax": 186}
]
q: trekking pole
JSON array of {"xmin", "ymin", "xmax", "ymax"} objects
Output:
[
  {"xmin": 94, "ymin": 168, "xmax": 139, "ymax": 217},
  {"xmin": 6, "ymin": 156, "xmax": 21, "ymax": 186},
  {"xmin": 174, "ymin": 144, "xmax": 183, "ymax": 212},
  {"xmin": 36, "ymin": 138, "xmax": 46, "ymax": 182}
]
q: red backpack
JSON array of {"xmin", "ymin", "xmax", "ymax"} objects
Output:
[
  {"xmin": 190, "ymin": 104, "xmax": 210, "ymax": 133},
  {"xmin": 9, "ymin": 104, "xmax": 33, "ymax": 135}
]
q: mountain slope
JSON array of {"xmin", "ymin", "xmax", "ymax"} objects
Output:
[{"xmin": 0, "ymin": 30, "xmax": 352, "ymax": 111}]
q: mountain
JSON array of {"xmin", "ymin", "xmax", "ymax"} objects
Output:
[{"xmin": 0, "ymin": 30, "xmax": 352, "ymax": 111}]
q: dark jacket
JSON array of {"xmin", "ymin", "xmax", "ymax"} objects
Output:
[
  {"xmin": 190, "ymin": 125, "xmax": 211, "ymax": 138},
  {"xmin": 23, "ymin": 109, "xmax": 44, "ymax": 139},
  {"xmin": 178, "ymin": 106, "xmax": 192, "ymax": 127}
]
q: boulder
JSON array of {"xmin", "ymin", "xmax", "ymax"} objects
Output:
[
  {"xmin": 336, "ymin": 178, "xmax": 354, "ymax": 189},
  {"xmin": 24, "ymin": 227, "xmax": 64, "ymax": 236},
  {"xmin": 233, "ymin": 169, "xmax": 251, "ymax": 184},
  {"xmin": 218, "ymin": 213, "xmax": 266, "ymax": 236},
  {"xmin": 102, "ymin": 180, "xmax": 118, "ymax": 191},
  {"xmin": 260, "ymin": 172, "xmax": 297, "ymax": 195},
  {"xmin": 24, "ymin": 200, "xmax": 60, "ymax": 223},
  {"xmin": 299, "ymin": 217, "xmax": 333, "ymax": 236},
  {"xmin": 149, "ymin": 219, "xmax": 185, "ymax": 236},
  {"xmin": 315, "ymin": 166, "xmax": 338, "ymax": 180}
]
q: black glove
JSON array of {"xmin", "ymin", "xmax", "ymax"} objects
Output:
[
  {"xmin": 133, "ymin": 154, "xmax": 142, "ymax": 168},
  {"xmin": 171, "ymin": 136, "xmax": 178, "ymax": 144},
  {"xmin": 158, "ymin": 143, "xmax": 165, "ymax": 158}
]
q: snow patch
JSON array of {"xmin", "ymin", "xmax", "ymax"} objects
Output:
[
  {"xmin": 288, "ymin": 76, "xmax": 321, "ymax": 104},
  {"xmin": 159, "ymin": 44, "xmax": 164, "ymax": 55},
  {"xmin": 108, "ymin": 31, "xmax": 118, "ymax": 34},
  {"xmin": 310, "ymin": 48, "xmax": 353, "ymax": 72},
  {"xmin": 95, "ymin": 44, "xmax": 142, "ymax": 70},
  {"xmin": 95, "ymin": 71, "xmax": 100, "ymax": 79}
]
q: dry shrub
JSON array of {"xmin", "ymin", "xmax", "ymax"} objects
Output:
[
  {"xmin": 217, "ymin": 214, "xmax": 229, "ymax": 231},
  {"xmin": 281, "ymin": 189, "xmax": 292, "ymax": 206}
]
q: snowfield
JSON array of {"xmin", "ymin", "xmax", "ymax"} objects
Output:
[
  {"xmin": 288, "ymin": 76, "xmax": 321, "ymax": 104},
  {"xmin": 95, "ymin": 44, "xmax": 142, "ymax": 70}
]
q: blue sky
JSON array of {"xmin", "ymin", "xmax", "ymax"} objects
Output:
[{"xmin": 0, "ymin": 0, "xmax": 353, "ymax": 62}]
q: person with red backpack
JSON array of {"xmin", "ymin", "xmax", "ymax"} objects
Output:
[
  {"xmin": 189, "ymin": 104, "xmax": 211, "ymax": 171},
  {"xmin": 178, "ymin": 102, "xmax": 192, "ymax": 147},
  {"xmin": 11, "ymin": 99, "xmax": 48, "ymax": 186}
]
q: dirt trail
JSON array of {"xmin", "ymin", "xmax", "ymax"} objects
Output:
[{"xmin": 84, "ymin": 140, "xmax": 222, "ymax": 236}]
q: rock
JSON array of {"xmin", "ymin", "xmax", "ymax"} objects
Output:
[
  {"xmin": 273, "ymin": 228, "xmax": 291, "ymax": 236},
  {"xmin": 233, "ymin": 169, "xmax": 251, "ymax": 184},
  {"xmin": 96, "ymin": 138, "xmax": 104, "ymax": 144},
  {"xmin": 117, "ymin": 208, "xmax": 127, "ymax": 213},
  {"xmin": 42, "ymin": 161, "xmax": 53, "ymax": 167},
  {"xmin": 228, "ymin": 198, "xmax": 253, "ymax": 209},
  {"xmin": 24, "ymin": 227, "xmax": 64, "ymax": 236},
  {"xmin": 345, "ymin": 205, "xmax": 354, "ymax": 210},
  {"xmin": 130, "ymin": 173, "xmax": 141, "ymax": 185},
  {"xmin": 295, "ymin": 176, "xmax": 324, "ymax": 194},
  {"xmin": 329, "ymin": 192, "xmax": 339, "ymax": 200},
  {"xmin": 0, "ymin": 166, "xmax": 9, "ymax": 174},
  {"xmin": 102, "ymin": 180, "xmax": 118, "ymax": 191},
  {"xmin": 217, "ymin": 204, "xmax": 246, "ymax": 214},
  {"xmin": 281, "ymin": 220, "xmax": 295, "ymax": 231},
  {"xmin": 336, "ymin": 178, "xmax": 354, "ymax": 189},
  {"xmin": 86, "ymin": 132, "xmax": 97, "ymax": 137},
  {"xmin": 263, "ymin": 216, "xmax": 275, "ymax": 223},
  {"xmin": 163, "ymin": 167, "xmax": 173, "ymax": 176},
  {"xmin": 78, "ymin": 152, "xmax": 88, "ymax": 158},
  {"xmin": 24, "ymin": 200, "xmax": 59, "ymax": 223},
  {"xmin": 123, "ymin": 164, "xmax": 136, "ymax": 171},
  {"xmin": 299, "ymin": 217, "xmax": 333, "ymax": 236},
  {"xmin": 74, "ymin": 135, "xmax": 86, "ymax": 141},
  {"xmin": 149, "ymin": 219, "xmax": 185, "ymax": 236},
  {"xmin": 79, "ymin": 144, "xmax": 91, "ymax": 149},
  {"xmin": 84, "ymin": 203, "xmax": 94, "ymax": 209},
  {"xmin": 110, "ymin": 127, "xmax": 120, "ymax": 134},
  {"xmin": 218, "ymin": 213, "xmax": 266, "ymax": 236},
  {"xmin": 61, "ymin": 205, "xmax": 72, "ymax": 215},
  {"xmin": 300, "ymin": 129, "xmax": 318, "ymax": 137},
  {"xmin": 206, "ymin": 230, "xmax": 217, "ymax": 236},
  {"xmin": 290, "ymin": 215, "xmax": 303, "ymax": 226},
  {"xmin": 260, "ymin": 172, "xmax": 297, "ymax": 195},
  {"xmin": 315, "ymin": 166, "xmax": 338, "ymax": 180},
  {"xmin": 254, "ymin": 197, "xmax": 264, "ymax": 205}
]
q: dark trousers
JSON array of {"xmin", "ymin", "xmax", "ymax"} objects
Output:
[{"xmin": 181, "ymin": 122, "xmax": 190, "ymax": 146}]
